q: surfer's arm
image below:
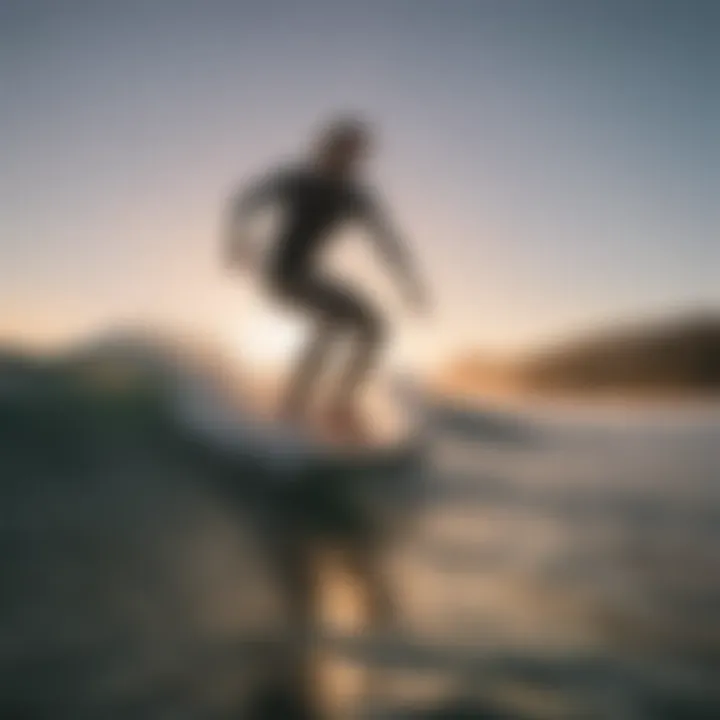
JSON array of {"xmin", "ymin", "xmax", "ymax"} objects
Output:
[
  {"xmin": 232, "ymin": 170, "xmax": 288, "ymax": 217},
  {"xmin": 224, "ymin": 169, "xmax": 289, "ymax": 268},
  {"xmin": 361, "ymin": 192, "xmax": 429, "ymax": 312}
]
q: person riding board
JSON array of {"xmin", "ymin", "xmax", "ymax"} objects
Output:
[{"xmin": 225, "ymin": 116, "xmax": 429, "ymax": 440}]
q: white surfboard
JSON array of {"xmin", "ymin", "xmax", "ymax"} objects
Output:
[{"xmin": 172, "ymin": 368, "xmax": 429, "ymax": 477}]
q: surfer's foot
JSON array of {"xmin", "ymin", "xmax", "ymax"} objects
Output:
[
  {"xmin": 323, "ymin": 405, "xmax": 370, "ymax": 443},
  {"xmin": 276, "ymin": 401, "xmax": 306, "ymax": 428}
]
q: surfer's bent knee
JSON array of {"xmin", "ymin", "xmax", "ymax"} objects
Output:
[{"xmin": 354, "ymin": 307, "xmax": 386, "ymax": 346}]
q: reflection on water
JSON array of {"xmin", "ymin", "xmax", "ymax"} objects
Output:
[
  {"xmin": 1, "ymin": 362, "xmax": 719, "ymax": 718},
  {"xmin": 355, "ymin": 405, "xmax": 720, "ymax": 718},
  {"xmin": 314, "ymin": 404, "xmax": 720, "ymax": 718}
]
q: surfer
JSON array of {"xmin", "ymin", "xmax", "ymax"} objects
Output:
[{"xmin": 225, "ymin": 116, "xmax": 428, "ymax": 439}]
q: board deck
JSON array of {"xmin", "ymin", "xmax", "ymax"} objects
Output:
[
  {"xmin": 248, "ymin": 404, "xmax": 419, "ymax": 462},
  {"xmin": 248, "ymin": 375, "xmax": 420, "ymax": 444},
  {"xmin": 174, "ymin": 368, "xmax": 428, "ymax": 472}
]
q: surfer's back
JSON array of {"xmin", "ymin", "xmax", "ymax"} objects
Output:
[{"xmin": 269, "ymin": 164, "xmax": 371, "ymax": 278}]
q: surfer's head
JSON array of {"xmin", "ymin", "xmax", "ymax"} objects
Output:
[{"xmin": 314, "ymin": 115, "xmax": 373, "ymax": 176}]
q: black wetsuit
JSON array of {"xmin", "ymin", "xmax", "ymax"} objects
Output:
[
  {"xmin": 240, "ymin": 165, "xmax": 389, "ymax": 334},
  {"xmin": 269, "ymin": 167, "xmax": 371, "ymax": 278},
  {"xmin": 234, "ymin": 164, "xmax": 404, "ymax": 416}
]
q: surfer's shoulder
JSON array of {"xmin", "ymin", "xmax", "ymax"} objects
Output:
[{"xmin": 350, "ymin": 182, "xmax": 381, "ymax": 216}]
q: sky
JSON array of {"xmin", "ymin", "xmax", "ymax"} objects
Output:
[{"xmin": 1, "ymin": 0, "xmax": 718, "ymax": 370}]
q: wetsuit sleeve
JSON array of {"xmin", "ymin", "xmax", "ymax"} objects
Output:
[
  {"xmin": 358, "ymin": 190, "xmax": 412, "ymax": 275},
  {"xmin": 223, "ymin": 167, "xmax": 294, "ymax": 267},
  {"xmin": 357, "ymin": 189, "xmax": 428, "ymax": 309},
  {"xmin": 232, "ymin": 167, "xmax": 293, "ymax": 217}
]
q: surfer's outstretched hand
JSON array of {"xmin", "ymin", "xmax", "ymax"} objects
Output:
[
  {"xmin": 405, "ymin": 280, "xmax": 431, "ymax": 317},
  {"xmin": 226, "ymin": 233, "xmax": 261, "ymax": 273}
]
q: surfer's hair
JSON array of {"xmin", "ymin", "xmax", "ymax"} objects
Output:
[{"xmin": 316, "ymin": 115, "xmax": 372, "ymax": 155}]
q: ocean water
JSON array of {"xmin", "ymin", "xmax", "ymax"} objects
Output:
[
  {"xmin": 343, "ymin": 401, "xmax": 720, "ymax": 718},
  {"xmin": 1, "ymin": 374, "xmax": 719, "ymax": 718}
]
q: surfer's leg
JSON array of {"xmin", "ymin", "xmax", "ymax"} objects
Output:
[
  {"xmin": 333, "ymin": 291, "xmax": 385, "ymax": 416},
  {"xmin": 278, "ymin": 275, "xmax": 384, "ymax": 427},
  {"xmin": 275, "ymin": 272, "xmax": 349, "ymax": 420},
  {"xmin": 281, "ymin": 318, "xmax": 335, "ymax": 420},
  {"xmin": 294, "ymin": 279, "xmax": 384, "ymax": 413}
]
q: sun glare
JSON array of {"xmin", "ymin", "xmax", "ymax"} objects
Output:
[{"xmin": 227, "ymin": 305, "xmax": 304, "ymax": 368}]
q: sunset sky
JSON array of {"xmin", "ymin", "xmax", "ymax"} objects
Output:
[{"xmin": 1, "ymin": 0, "xmax": 718, "ymax": 370}]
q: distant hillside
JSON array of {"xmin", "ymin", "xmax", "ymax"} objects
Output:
[{"xmin": 444, "ymin": 313, "xmax": 720, "ymax": 397}]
